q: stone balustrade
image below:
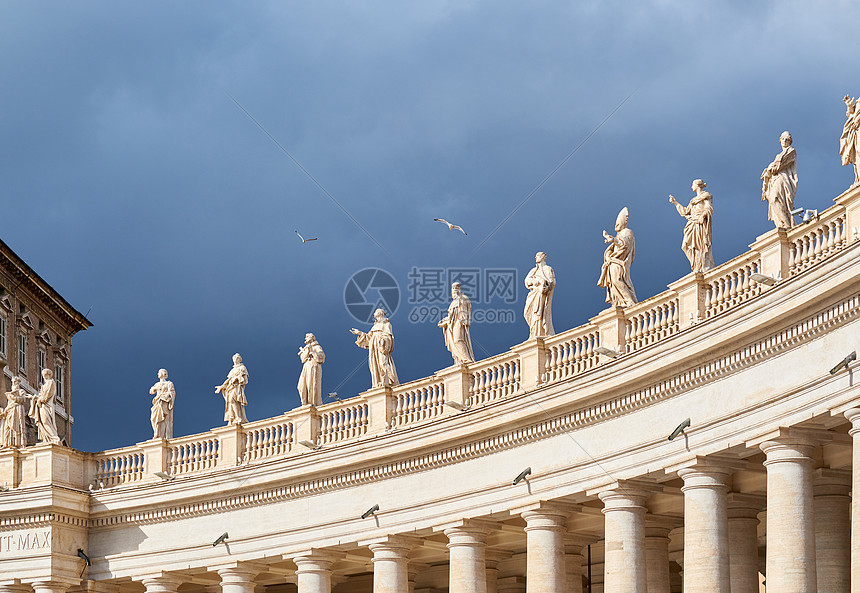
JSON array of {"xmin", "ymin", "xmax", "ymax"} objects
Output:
[{"xmin": 0, "ymin": 186, "xmax": 856, "ymax": 495}]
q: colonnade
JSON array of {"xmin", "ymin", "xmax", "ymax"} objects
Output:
[{"xmin": 7, "ymin": 415, "xmax": 860, "ymax": 593}]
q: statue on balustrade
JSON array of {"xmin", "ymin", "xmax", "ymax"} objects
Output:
[
  {"xmin": 523, "ymin": 251, "xmax": 556, "ymax": 339},
  {"xmin": 30, "ymin": 369, "xmax": 60, "ymax": 445},
  {"xmin": 598, "ymin": 207, "xmax": 638, "ymax": 308},
  {"xmin": 351, "ymin": 309, "xmax": 400, "ymax": 389},
  {"xmin": 761, "ymin": 131, "xmax": 798, "ymax": 229},
  {"xmin": 669, "ymin": 179, "xmax": 715, "ymax": 273},
  {"xmin": 297, "ymin": 333, "xmax": 325, "ymax": 406},
  {"xmin": 438, "ymin": 282, "xmax": 475, "ymax": 365},
  {"xmin": 149, "ymin": 368, "xmax": 175, "ymax": 439},
  {"xmin": 215, "ymin": 353, "xmax": 249, "ymax": 425},
  {"xmin": 841, "ymin": 95, "xmax": 860, "ymax": 186},
  {"xmin": 1, "ymin": 377, "xmax": 29, "ymax": 448}
]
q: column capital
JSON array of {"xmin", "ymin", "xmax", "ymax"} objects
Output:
[
  {"xmin": 726, "ymin": 492, "xmax": 765, "ymax": 520},
  {"xmin": 139, "ymin": 575, "xmax": 184, "ymax": 593},
  {"xmin": 521, "ymin": 503, "xmax": 573, "ymax": 533},
  {"xmin": 750, "ymin": 426, "xmax": 833, "ymax": 452},
  {"xmin": 291, "ymin": 549, "xmax": 342, "ymax": 573},
  {"xmin": 216, "ymin": 564, "xmax": 259, "ymax": 583},
  {"xmin": 436, "ymin": 518, "xmax": 497, "ymax": 539},
  {"xmin": 367, "ymin": 536, "xmax": 419, "ymax": 561},
  {"xmin": 593, "ymin": 480, "xmax": 661, "ymax": 511},
  {"xmin": 844, "ymin": 407, "xmax": 860, "ymax": 430},
  {"xmin": 812, "ymin": 467, "xmax": 852, "ymax": 496},
  {"xmin": 29, "ymin": 582, "xmax": 79, "ymax": 593}
]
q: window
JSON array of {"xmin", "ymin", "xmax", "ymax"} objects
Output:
[
  {"xmin": 38, "ymin": 349, "xmax": 46, "ymax": 377},
  {"xmin": 18, "ymin": 334, "xmax": 26, "ymax": 372},
  {"xmin": 55, "ymin": 364, "xmax": 64, "ymax": 404},
  {"xmin": 0, "ymin": 317, "xmax": 5, "ymax": 356}
]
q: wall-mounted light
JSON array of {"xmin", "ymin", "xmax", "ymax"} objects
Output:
[
  {"xmin": 830, "ymin": 351, "xmax": 857, "ymax": 376},
  {"xmin": 595, "ymin": 346, "xmax": 620, "ymax": 358},
  {"xmin": 668, "ymin": 418, "xmax": 691, "ymax": 441},
  {"xmin": 361, "ymin": 504, "xmax": 380, "ymax": 519},
  {"xmin": 212, "ymin": 532, "xmax": 229, "ymax": 547},
  {"xmin": 512, "ymin": 467, "xmax": 532, "ymax": 486},
  {"xmin": 750, "ymin": 273, "xmax": 777, "ymax": 286}
]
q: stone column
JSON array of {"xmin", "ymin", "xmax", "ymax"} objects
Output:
[
  {"xmin": 845, "ymin": 408, "xmax": 860, "ymax": 593},
  {"xmin": 407, "ymin": 562, "xmax": 427, "ymax": 593},
  {"xmin": 485, "ymin": 551, "xmax": 510, "ymax": 593},
  {"xmin": 598, "ymin": 486, "xmax": 649, "ymax": 593},
  {"xmin": 445, "ymin": 523, "xmax": 489, "ymax": 593},
  {"xmin": 522, "ymin": 507, "xmax": 569, "ymax": 593},
  {"xmin": 294, "ymin": 552, "xmax": 336, "ymax": 593},
  {"xmin": 726, "ymin": 493, "xmax": 764, "ymax": 593},
  {"xmin": 644, "ymin": 523, "xmax": 672, "ymax": 593},
  {"xmin": 813, "ymin": 468, "xmax": 851, "ymax": 593},
  {"xmin": 678, "ymin": 466, "xmax": 731, "ymax": 593},
  {"xmin": 218, "ymin": 567, "xmax": 259, "ymax": 593},
  {"xmin": 565, "ymin": 537, "xmax": 592, "ymax": 593},
  {"xmin": 141, "ymin": 576, "xmax": 183, "ymax": 593},
  {"xmin": 761, "ymin": 437, "xmax": 818, "ymax": 593},
  {"xmin": 369, "ymin": 538, "xmax": 413, "ymax": 593},
  {"xmin": 0, "ymin": 585, "xmax": 32, "ymax": 593}
]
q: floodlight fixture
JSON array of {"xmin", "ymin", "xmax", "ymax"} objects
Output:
[
  {"xmin": 512, "ymin": 467, "xmax": 532, "ymax": 486},
  {"xmin": 361, "ymin": 504, "xmax": 380, "ymax": 519},
  {"xmin": 327, "ymin": 392, "xmax": 341, "ymax": 402},
  {"xmin": 830, "ymin": 351, "xmax": 857, "ymax": 376},
  {"xmin": 445, "ymin": 401, "xmax": 469, "ymax": 411},
  {"xmin": 0, "ymin": 483, "xmax": 8, "ymax": 492},
  {"xmin": 801, "ymin": 209, "xmax": 819, "ymax": 224},
  {"xmin": 790, "ymin": 206, "xmax": 804, "ymax": 217},
  {"xmin": 668, "ymin": 418, "xmax": 691, "ymax": 441},
  {"xmin": 750, "ymin": 273, "xmax": 777, "ymax": 286},
  {"xmin": 154, "ymin": 472, "xmax": 175, "ymax": 481},
  {"xmin": 298, "ymin": 440, "xmax": 320, "ymax": 450},
  {"xmin": 77, "ymin": 548, "xmax": 91, "ymax": 566},
  {"xmin": 212, "ymin": 532, "xmax": 229, "ymax": 547},
  {"xmin": 595, "ymin": 346, "xmax": 620, "ymax": 358}
]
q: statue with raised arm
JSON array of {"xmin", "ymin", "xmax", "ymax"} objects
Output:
[
  {"xmin": 149, "ymin": 368, "xmax": 175, "ymax": 439},
  {"xmin": 438, "ymin": 282, "xmax": 475, "ymax": 364},
  {"xmin": 761, "ymin": 131, "xmax": 798, "ymax": 229},
  {"xmin": 523, "ymin": 251, "xmax": 556, "ymax": 338},
  {"xmin": 1, "ymin": 377, "xmax": 29, "ymax": 448},
  {"xmin": 215, "ymin": 353, "xmax": 249, "ymax": 425},
  {"xmin": 598, "ymin": 207, "xmax": 638, "ymax": 308},
  {"xmin": 30, "ymin": 369, "xmax": 61, "ymax": 445},
  {"xmin": 669, "ymin": 179, "xmax": 715, "ymax": 273},
  {"xmin": 297, "ymin": 333, "xmax": 325, "ymax": 406},
  {"xmin": 841, "ymin": 95, "xmax": 860, "ymax": 186},
  {"xmin": 351, "ymin": 309, "xmax": 399, "ymax": 389}
]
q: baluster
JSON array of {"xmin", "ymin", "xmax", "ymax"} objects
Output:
[{"xmin": 788, "ymin": 241, "xmax": 797, "ymax": 269}]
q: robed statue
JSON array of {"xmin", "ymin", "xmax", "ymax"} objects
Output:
[
  {"xmin": 149, "ymin": 368, "xmax": 175, "ymax": 439},
  {"xmin": 669, "ymin": 179, "xmax": 715, "ymax": 273},
  {"xmin": 761, "ymin": 131, "xmax": 798, "ymax": 229},
  {"xmin": 523, "ymin": 252, "xmax": 555, "ymax": 339},
  {"xmin": 351, "ymin": 309, "xmax": 400, "ymax": 389},
  {"xmin": 30, "ymin": 369, "xmax": 61, "ymax": 445},
  {"xmin": 439, "ymin": 282, "xmax": 475, "ymax": 364},
  {"xmin": 841, "ymin": 95, "xmax": 860, "ymax": 186},
  {"xmin": 297, "ymin": 333, "xmax": 325, "ymax": 406},
  {"xmin": 215, "ymin": 353, "xmax": 249, "ymax": 425},
  {"xmin": 598, "ymin": 207, "xmax": 638, "ymax": 308}
]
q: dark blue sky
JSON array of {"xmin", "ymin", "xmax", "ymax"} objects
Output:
[{"xmin": 1, "ymin": 1, "xmax": 858, "ymax": 452}]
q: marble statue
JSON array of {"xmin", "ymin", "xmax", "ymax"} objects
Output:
[
  {"xmin": 1, "ymin": 378, "xmax": 29, "ymax": 448},
  {"xmin": 215, "ymin": 353, "xmax": 249, "ymax": 425},
  {"xmin": 841, "ymin": 95, "xmax": 860, "ymax": 186},
  {"xmin": 598, "ymin": 207, "xmax": 638, "ymax": 308},
  {"xmin": 351, "ymin": 309, "xmax": 400, "ymax": 389},
  {"xmin": 297, "ymin": 333, "xmax": 325, "ymax": 406},
  {"xmin": 149, "ymin": 369, "xmax": 175, "ymax": 439},
  {"xmin": 29, "ymin": 369, "xmax": 60, "ymax": 445},
  {"xmin": 438, "ymin": 282, "xmax": 475, "ymax": 364},
  {"xmin": 669, "ymin": 179, "xmax": 715, "ymax": 273},
  {"xmin": 761, "ymin": 131, "xmax": 798, "ymax": 229},
  {"xmin": 523, "ymin": 252, "xmax": 556, "ymax": 339}
]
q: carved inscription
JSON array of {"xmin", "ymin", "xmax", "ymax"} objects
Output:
[{"xmin": 0, "ymin": 529, "xmax": 50, "ymax": 553}]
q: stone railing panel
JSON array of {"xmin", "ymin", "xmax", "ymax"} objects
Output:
[
  {"xmin": 391, "ymin": 377, "xmax": 445, "ymax": 428},
  {"xmin": 243, "ymin": 417, "xmax": 294, "ymax": 461},
  {"xmin": 788, "ymin": 208, "xmax": 848, "ymax": 274},
  {"xmin": 624, "ymin": 293, "xmax": 680, "ymax": 354},
  {"xmin": 318, "ymin": 398, "xmax": 370, "ymax": 445},
  {"xmin": 543, "ymin": 326, "xmax": 599, "ymax": 384},
  {"xmin": 470, "ymin": 352, "xmax": 521, "ymax": 405},
  {"xmin": 704, "ymin": 252, "xmax": 762, "ymax": 319},
  {"xmin": 168, "ymin": 434, "xmax": 219, "ymax": 476},
  {"xmin": 93, "ymin": 447, "xmax": 145, "ymax": 487}
]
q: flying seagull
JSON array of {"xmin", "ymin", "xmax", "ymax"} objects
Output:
[
  {"xmin": 433, "ymin": 218, "xmax": 467, "ymax": 235},
  {"xmin": 295, "ymin": 230, "xmax": 318, "ymax": 243}
]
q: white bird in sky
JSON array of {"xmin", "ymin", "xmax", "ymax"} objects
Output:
[
  {"xmin": 295, "ymin": 230, "xmax": 318, "ymax": 243},
  {"xmin": 433, "ymin": 218, "xmax": 467, "ymax": 235}
]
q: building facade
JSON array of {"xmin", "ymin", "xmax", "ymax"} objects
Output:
[
  {"xmin": 0, "ymin": 239, "xmax": 91, "ymax": 446},
  {"xmin": 0, "ymin": 188, "xmax": 858, "ymax": 592}
]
